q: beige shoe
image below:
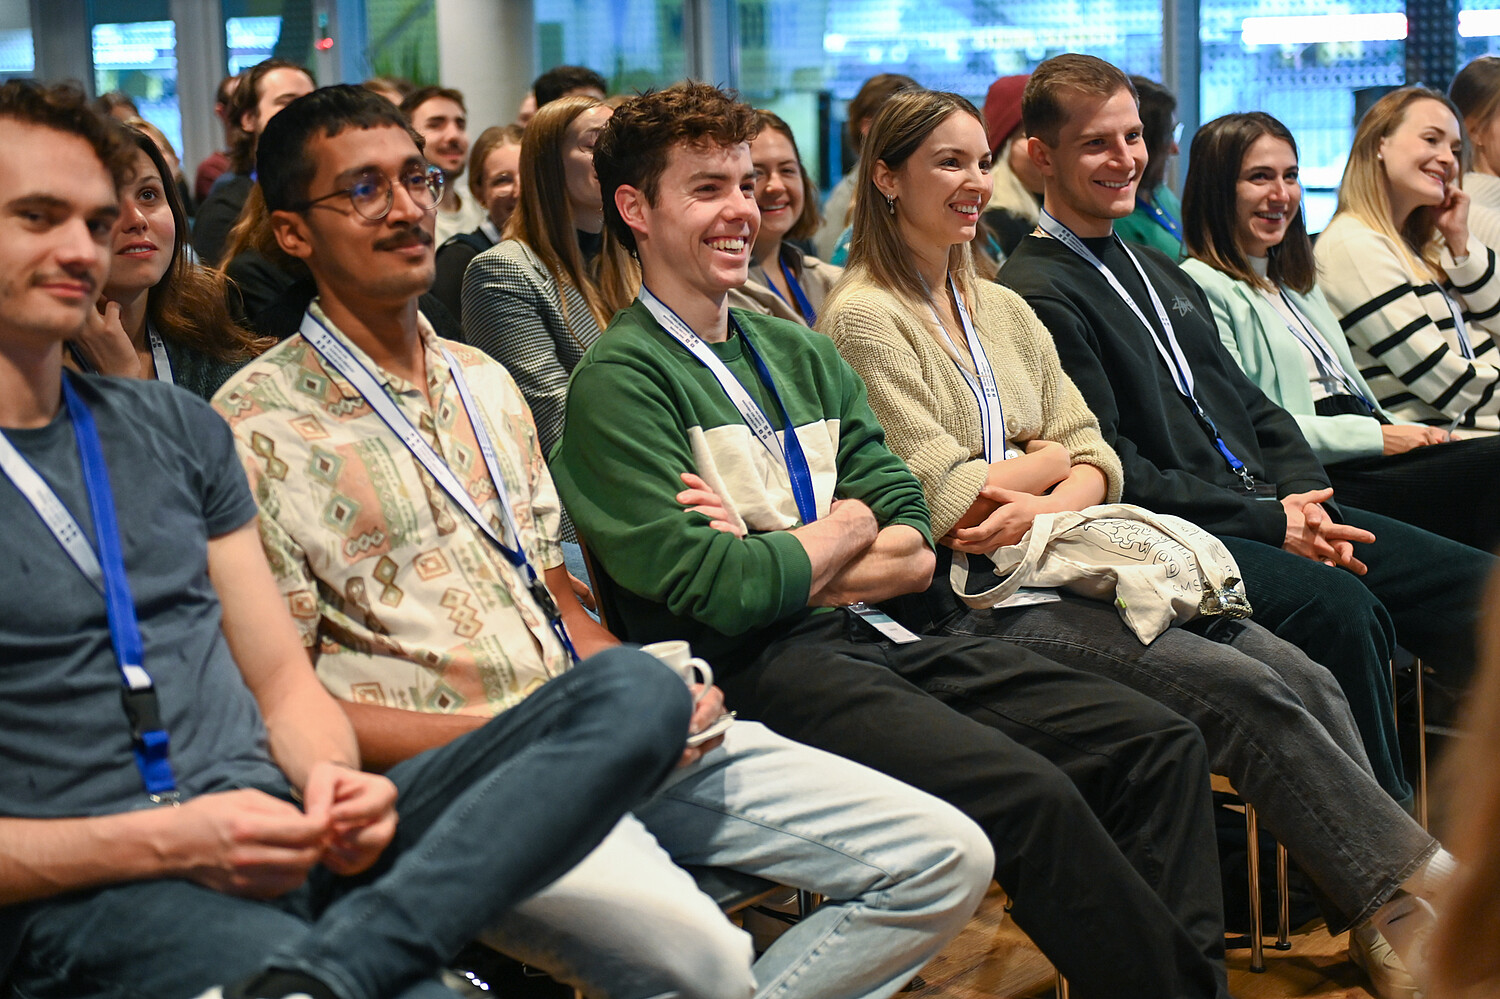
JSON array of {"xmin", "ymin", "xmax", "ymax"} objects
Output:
[{"xmin": 1350, "ymin": 923, "xmax": 1424, "ymax": 999}]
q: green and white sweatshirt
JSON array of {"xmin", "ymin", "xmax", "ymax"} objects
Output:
[{"xmin": 551, "ymin": 300, "xmax": 933, "ymax": 666}]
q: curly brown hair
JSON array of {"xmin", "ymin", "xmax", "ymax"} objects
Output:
[
  {"xmin": 0, "ymin": 79, "xmax": 135, "ymax": 187},
  {"xmin": 594, "ymin": 82, "xmax": 760, "ymax": 254}
]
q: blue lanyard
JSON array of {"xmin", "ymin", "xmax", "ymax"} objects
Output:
[
  {"xmin": 298, "ymin": 312, "xmax": 578, "ymax": 664},
  {"xmin": 1038, "ymin": 210, "xmax": 1255, "ymax": 491},
  {"xmin": 1137, "ymin": 195, "xmax": 1182, "ymax": 240},
  {"xmin": 0, "ymin": 374, "xmax": 178, "ymax": 802},
  {"xmin": 639, "ymin": 289, "xmax": 819, "ymax": 525},
  {"xmin": 763, "ymin": 258, "xmax": 818, "ymax": 325}
]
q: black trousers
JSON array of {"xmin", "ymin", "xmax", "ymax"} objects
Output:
[
  {"xmin": 1328, "ymin": 435, "xmax": 1500, "ymax": 553},
  {"xmin": 1221, "ymin": 506, "xmax": 1494, "ymax": 802},
  {"xmin": 719, "ymin": 611, "xmax": 1230, "ymax": 999}
]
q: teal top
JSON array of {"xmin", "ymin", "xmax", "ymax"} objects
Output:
[
  {"xmin": 1182, "ymin": 257, "xmax": 1407, "ymax": 464},
  {"xmin": 551, "ymin": 300, "xmax": 932, "ymax": 663},
  {"xmin": 1115, "ymin": 185, "xmax": 1184, "ymax": 261}
]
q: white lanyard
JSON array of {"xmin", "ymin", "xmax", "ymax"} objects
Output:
[
  {"xmin": 297, "ymin": 312, "xmax": 577, "ymax": 660},
  {"xmin": 1440, "ymin": 291, "xmax": 1476, "ymax": 360},
  {"xmin": 926, "ymin": 278, "xmax": 1011, "ymax": 462},
  {"xmin": 638, "ymin": 288, "xmax": 805, "ymax": 491},
  {"xmin": 147, "ymin": 326, "xmax": 173, "ymax": 385},
  {"xmin": 1274, "ymin": 289, "xmax": 1373, "ymax": 402},
  {"xmin": 0, "ymin": 422, "xmax": 105, "ymax": 592}
]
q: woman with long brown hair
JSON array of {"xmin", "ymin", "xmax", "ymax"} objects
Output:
[
  {"xmin": 67, "ymin": 126, "xmax": 268, "ymax": 398},
  {"xmin": 461, "ymin": 95, "xmax": 637, "ymax": 458}
]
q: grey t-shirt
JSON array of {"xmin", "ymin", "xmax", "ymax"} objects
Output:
[{"xmin": 0, "ymin": 376, "xmax": 284, "ymax": 817}]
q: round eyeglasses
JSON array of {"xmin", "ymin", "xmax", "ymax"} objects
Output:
[{"xmin": 296, "ymin": 163, "xmax": 446, "ymax": 221}]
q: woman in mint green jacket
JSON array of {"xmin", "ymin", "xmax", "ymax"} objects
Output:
[{"xmin": 1181, "ymin": 111, "xmax": 1500, "ymax": 552}]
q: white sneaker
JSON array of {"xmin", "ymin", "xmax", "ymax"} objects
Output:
[{"xmin": 1350, "ymin": 924, "xmax": 1424, "ymax": 999}]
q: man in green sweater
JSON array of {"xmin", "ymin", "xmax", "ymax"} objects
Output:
[{"xmin": 552, "ymin": 81, "xmax": 1238, "ymax": 999}]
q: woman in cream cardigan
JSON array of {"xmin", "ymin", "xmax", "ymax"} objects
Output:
[
  {"xmin": 819, "ymin": 91, "xmax": 1448, "ymax": 990},
  {"xmin": 1315, "ymin": 86, "xmax": 1500, "ymax": 435},
  {"xmin": 1181, "ymin": 111, "xmax": 1500, "ymax": 552}
]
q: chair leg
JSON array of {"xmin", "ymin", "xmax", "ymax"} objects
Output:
[
  {"xmin": 1246, "ymin": 801, "xmax": 1265, "ymax": 973},
  {"xmin": 1275, "ymin": 842, "xmax": 1291, "ymax": 950},
  {"xmin": 1415, "ymin": 658, "xmax": 1429, "ymax": 831},
  {"xmin": 1055, "ymin": 972, "xmax": 1069, "ymax": 998}
]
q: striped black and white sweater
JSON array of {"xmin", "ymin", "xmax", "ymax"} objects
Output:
[{"xmin": 1316, "ymin": 213, "xmax": 1500, "ymax": 434}]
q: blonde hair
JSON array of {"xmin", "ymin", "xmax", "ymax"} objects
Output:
[
  {"xmin": 1333, "ymin": 87, "xmax": 1466, "ymax": 283},
  {"xmin": 835, "ymin": 90, "xmax": 989, "ymax": 330},
  {"xmin": 1428, "ymin": 569, "xmax": 1500, "ymax": 998},
  {"xmin": 504, "ymin": 95, "xmax": 637, "ymax": 328}
]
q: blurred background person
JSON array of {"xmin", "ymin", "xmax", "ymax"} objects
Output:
[{"xmin": 433, "ymin": 123, "xmax": 524, "ymax": 317}]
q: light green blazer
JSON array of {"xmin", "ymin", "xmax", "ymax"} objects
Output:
[{"xmin": 1182, "ymin": 258, "xmax": 1403, "ymax": 464}]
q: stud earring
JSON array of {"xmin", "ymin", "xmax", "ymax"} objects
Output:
[{"xmin": 886, "ymin": 195, "xmax": 896, "ymax": 215}]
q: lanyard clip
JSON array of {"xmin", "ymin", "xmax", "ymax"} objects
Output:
[
  {"xmin": 148, "ymin": 790, "xmax": 182, "ymax": 807},
  {"xmin": 528, "ymin": 577, "xmax": 561, "ymax": 622},
  {"xmin": 1237, "ymin": 468, "xmax": 1257, "ymax": 492}
]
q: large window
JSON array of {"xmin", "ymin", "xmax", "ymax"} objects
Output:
[
  {"xmin": 534, "ymin": 0, "xmax": 688, "ymax": 96},
  {"xmin": 91, "ymin": 17, "xmax": 182, "ymax": 155},
  {"xmin": 1200, "ymin": 0, "xmax": 1406, "ymax": 229},
  {"xmin": 0, "ymin": 0, "xmax": 32, "ymax": 79}
]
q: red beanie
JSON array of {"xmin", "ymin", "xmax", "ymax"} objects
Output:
[{"xmin": 984, "ymin": 74, "xmax": 1030, "ymax": 154}]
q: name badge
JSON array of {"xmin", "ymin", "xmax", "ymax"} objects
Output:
[{"xmin": 847, "ymin": 602, "xmax": 922, "ymax": 644}]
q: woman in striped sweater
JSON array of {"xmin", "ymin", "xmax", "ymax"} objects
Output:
[
  {"xmin": 1316, "ymin": 86, "xmax": 1500, "ymax": 434},
  {"xmin": 1182, "ymin": 111, "xmax": 1500, "ymax": 552},
  {"xmin": 819, "ymin": 90, "xmax": 1448, "ymax": 996}
]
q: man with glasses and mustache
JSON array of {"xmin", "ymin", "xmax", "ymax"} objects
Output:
[{"xmin": 212, "ymin": 84, "xmax": 992, "ymax": 999}]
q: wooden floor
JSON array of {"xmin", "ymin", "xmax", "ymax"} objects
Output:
[{"xmin": 908, "ymin": 887, "xmax": 1375, "ymax": 999}]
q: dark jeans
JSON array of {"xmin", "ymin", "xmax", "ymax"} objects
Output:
[
  {"xmin": 719, "ymin": 611, "xmax": 1229, "ymax": 999},
  {"xmin": 1329, "ymin": 435, "xmax": 1500, "ymax": 553},
  {"xmin": 3, "ymin": 650, "xmax": 691, "ymax": 999},
  {"xmin": 1220, "ymin": 505, "xmax": 1494, "ymax": 802}
]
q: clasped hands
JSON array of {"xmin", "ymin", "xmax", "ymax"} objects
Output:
[{"xmin": 1280, "ymin": 487, "xmax": 1375, "ymax": 574}]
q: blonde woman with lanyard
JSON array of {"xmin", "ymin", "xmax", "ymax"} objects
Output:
[
  {"xmin": 822, "ymin": 88, "xmax": 1453, "ymax": 998},
  {"xmin": 1181, "ymin": 110, "xmax": 1500, "ymax": 553},
  {"xmin": 1316, "ymin": 86, "xmax": 1500, "ymax": 434},
  {"xmin": 730, "ymin": 110, "xmax": 842, "ymax": 326}
]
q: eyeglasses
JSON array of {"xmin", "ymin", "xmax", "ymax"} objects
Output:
[{"xmin": 296, "ymin": 163, "xmax": 446, "ymax": 220}]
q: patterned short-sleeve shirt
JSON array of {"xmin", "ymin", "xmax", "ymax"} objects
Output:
[{"xmin": 213, "ymin": 302, "xmax": 569, "ymax": 717}]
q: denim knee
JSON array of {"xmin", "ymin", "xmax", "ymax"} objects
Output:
[{"xmin": 572, "ymin": 647, "xmax": 693, "ymax": 765}]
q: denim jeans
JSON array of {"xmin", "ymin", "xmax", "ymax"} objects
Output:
[
  {"xmin": 482, "ymin": 719, "xmax": 994, "ymax": 999},
  {"xmin": 718, "ymin": 612, "xmax": 1230, "ymax": 999},
  {"xmin": 938, "ymin": 589, "xmax": 1438, "ymax": 933},
  {"xmin": 3, "ymin": 649, "xmax": 692, "ymax": 999}
]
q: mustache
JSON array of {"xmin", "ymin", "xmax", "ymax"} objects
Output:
[
  {"xmin": 373, "ymin": 227, "xmax": 434, "ymax": 251},
  {"xmin": 33, "ymin": 271, "xmax": 97, "ymax": 294}
]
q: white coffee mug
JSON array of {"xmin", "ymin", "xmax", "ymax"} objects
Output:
[{"xmin": 640, "ymin": 640, "xmax": 714, "ymax": 702}]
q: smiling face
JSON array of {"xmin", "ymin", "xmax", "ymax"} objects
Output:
[
  {"xmin": 874, "ymin": 110, "xmax": 993, "ymax": 260},
  {"xmin": 1378, "ymin": 98, "xmax": 1462, "ymax": 223},
  {"xmin": 622, "ymin": 138, "xmax": 759, "ymax": 306},
  {"xmin": 0, "ymin": 120, "xmax": 118, "ymax": 347},
  {"xmin": 480, "ymin": 141, "xmax": 521, "ymax": 229},
  {"xmin": 1234, "ymin": 133, "xmax": 1301, "ymax": 258},
  {"xmin": 1031, "ymin": 85, "xmax": 1145, "ymax": 237},
  {"xmin": 412, "ymin": 96, "xmax": 470, "ymax": 178},
  {"xmin": 104, "ymin": 148, "xmax": 175, "ymax": 302},
  {"xmin": 273, "ymin": 124, "xmax": 436, "ymax": 310},
  {"xmin": 563, "ymin": 105, "xmax": 613, "ymax": 222},
  {"xmin": 750, "ymin": 127, "xmax": 805, "ymax": 248}
]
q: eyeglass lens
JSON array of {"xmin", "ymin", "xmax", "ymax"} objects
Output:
[{"xmin": 349, "ymin": 166, "xmax": 446, "ymax": 220}]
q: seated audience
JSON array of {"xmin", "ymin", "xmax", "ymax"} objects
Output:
[
  {"xmin": 980, "ymin": 74, "xmax": 1043, "ymax": 258},
  {"xmin": 1001, "ymin": 54, "xmax": 1495, "ymax": 811},
  {"xmin": 401, "ymin": 86, "xmax": 483, "ymax": 245},
  {"xmin": 1317, "ymin": 87, "xmax": 1500, "ymax": 434},
  {"xmin": 1449, "ymin": 55, "xmax": 1500, "ymax": 249},
  {"xmin": 0, "ymin": 77, "xmax": 693, "ymax": 999},
  {"xmin": 123, "ymin": 115, "xmax": 194, "ymax": 215},
  {"xmin": 554, "ymin": 80, "xmax": 1240, "ymax": 999},
  {"xmin": 1182, "ymin": 111, "xmax": 1500, "ymax": 552},
  {"xmin": 194, "ymin": 74, "xmax": 240, "ymax": 203},
  {"xmin": 66, "ymin": 125, "xmax": 267, "ymax": 399},
  {"xmin": 213, "ymin": 84, "xmax": 991, "ymax": 999},
  {"xmin": 533, "ymin": 65, "xmax": 607, "ymax": 108},
  {"xmin": 431, "ymin": 123, "xmax": 523, "ymax": 319},
  {"xmin": 1114, "ymin": 76, "xmax": 1183, "ymax": 259},
  {"xmin": 823, "ymin": 87, "xmax": 1453, "ymax": 999},
  {"xmin": 731, "ymin": 109, "xmax": 842, "ymax": 325},
  {"xmin": 195, "ymin": 58, "xmax": 314, "ymax": 266},
  {"xmin": 462, "ymin": 96, "xmax": 633, "ymax": 459},
  {"xmin": 817, "ymin": 73, "xmax": 919, "ymax": 259}
]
